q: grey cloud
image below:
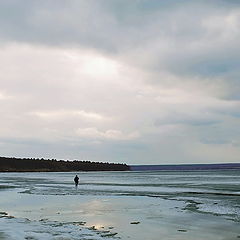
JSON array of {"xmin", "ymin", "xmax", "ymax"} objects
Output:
[
  {"xmin": 0, "ymin": 0, "xmax": 122, "ymax": 52},
  {"xmin": 0, "ymin": 135, "xmax": 147, "ymax": 163},
  {"xmin": 181, "ymin": 116, "xmax": 240, "ymax": 146},
  {"xmin": 1, "ymin": 0, "xmax": 240, "ymax": 86},
  {"xmin": 155, "ymin": 114, "xmax": 220, "ymax": 127},
  {"xmin": 1, "ymin": 0, "xmax": 240, "ymax": 164},
  {"xmin": 0, "ymin": 1, "xmax": 238, "ymax": 49}
]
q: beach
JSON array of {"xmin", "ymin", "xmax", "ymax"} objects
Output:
[{"xmin": 0, "ymin": 171, "xmax": 240, "ymax": 240}]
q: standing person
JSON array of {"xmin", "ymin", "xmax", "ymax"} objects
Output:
[{"xmin": 74, "ymin": 175, "xmax": 79, "ymax": 188}]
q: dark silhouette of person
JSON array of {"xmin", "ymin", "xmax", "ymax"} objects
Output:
[{"xmin": 74, "ymin": 175, "xmax": 79, "ymax": 187}]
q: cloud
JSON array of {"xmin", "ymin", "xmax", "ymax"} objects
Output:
[
  {"xmin": 155, "ymin": 113, "xmax": 220, "ymax": 127},
  {"xmin": 0, "ymin": 92, "xmax": 12, "ymax": 100},
  {"xmin": 76, "ymin": 128, "xmax": 140, "ymax": 141},
  {"xmin": 154, "ymin": 87, "xmax": 240, "ymax": 126},
  {"xmin": 0, "ymin": 1, "xmax": 239, "ymax": 85},
  {"xmin": 0, "ymin": 1, "xmax": 240, "ymax": 164},
  {"xmin": 31, "ymin": 110, "xmax": 110, "ymax": 122}
]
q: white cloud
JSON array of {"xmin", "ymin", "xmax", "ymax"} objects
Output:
[
  {"xmin": 76, "ymin": 128, "xmax": 140, "ymax": 141},
  {"xmin": 0, "ymin": 92, "xmax": 12, "ymax": 100},
  {"xmin": 31, "ymin": 110, "xmax": 110, "ymax": 122}
]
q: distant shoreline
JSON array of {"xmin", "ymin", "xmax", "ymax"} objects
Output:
[
  {"xmin": 0, "ymin": 156, "xmax": 129, "ymax": 172},
  {"xmin": 1, "ymin": 156, "xmax": 239, "ymax": 172},
  {"xmin": 130, "ymin": 163, "xmax": 240, "ymax": 171}
]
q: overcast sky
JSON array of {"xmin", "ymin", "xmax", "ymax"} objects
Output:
[{"xmin": 0, "ymin": 0, "xmax": 240, "ymax": 164}]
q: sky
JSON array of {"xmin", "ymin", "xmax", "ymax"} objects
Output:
[{"xmin": 0, "ymin": 0, "xmax": 240, "ymax": 165}]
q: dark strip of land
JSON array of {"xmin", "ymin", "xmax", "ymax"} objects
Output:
[
  {"xmin": 0, "ymin": 157, "xmax": 129, "ymax": 172},
  {"xmin": 130, "ymin": 163, "xmax": 240, "ymax": 171}
]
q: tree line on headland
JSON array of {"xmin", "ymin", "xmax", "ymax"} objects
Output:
[{"xmin": 0, "ymin": 156, "xmax": 130, "ymax": 172}]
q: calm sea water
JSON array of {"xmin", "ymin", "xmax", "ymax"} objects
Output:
[{"xmin": 0, "ymin": 170, "xmax": 240, "ymax": 239}]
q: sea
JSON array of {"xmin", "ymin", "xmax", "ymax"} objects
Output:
[{"xmin": 0, "ymin": 170, "xmax": 240, "ymax": 240}]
